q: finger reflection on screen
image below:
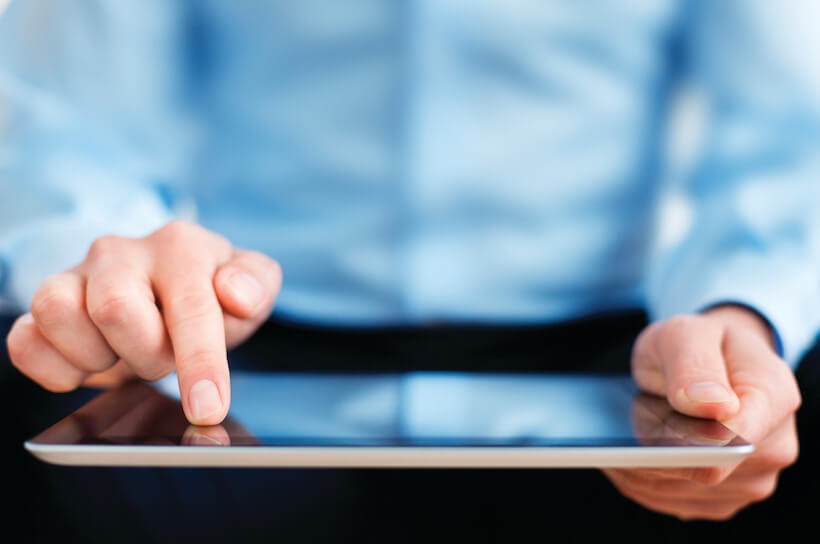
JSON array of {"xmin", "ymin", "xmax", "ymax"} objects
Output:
[
  {"xmin": 182, "ymin": 425, "xmax": 231, "ymax": 446},
  {"xmin": 182, "ymin": 416, "xmax": 260, "ymax": 446}
]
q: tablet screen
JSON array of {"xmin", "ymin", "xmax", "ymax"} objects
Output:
[{"xmin": 25, "ymin": 370, "xmax": 754, "ymax": 468}]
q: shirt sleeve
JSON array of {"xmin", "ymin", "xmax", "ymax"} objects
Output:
[
  {"xmin": 0, "ymin": 1, "xmax": 196, "ymax": 313},
  {"xmin": 647, "ymin": 0, "xmax": 820, "ymax": 369}
]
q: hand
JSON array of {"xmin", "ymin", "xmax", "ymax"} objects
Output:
[
  {"xmin": 603, "ymin": 304, "xmax": 802, "ymax": 520},
  {"xmin": 5, "ymin": 220, "xmax": 282, "ymax": 425}
]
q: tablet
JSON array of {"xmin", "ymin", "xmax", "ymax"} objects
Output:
[{"xmin": 24, "ymin": 370, "xmax": 753, "ymax": 468}]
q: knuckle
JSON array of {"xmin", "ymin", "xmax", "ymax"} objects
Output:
[
  {"xmin": 769, "ymin": 440, "xmax": 799, "ymax": 468},
  {"xmin": 790, "ymin": 387, "xmax": 803, "ymax": 413},
  {"xmin": 30, "ymin": 278, "xmax": 79, "ymax": 327},
  {"xmin": 153, "ymin": 220, "xmax": 224, "ymax": 248},
  {"xmin": 88, "ymin": 289, "xmax": 142, "ymax": 328},
  {"xmin": 694, "ymin": 466, "xmax": 727, "ymax": 486},
  {"xmin": 164, "ymin": 289, "xmax": 217, "ymax": 329},
  {"xmin": 152, "ymin": 220, "xmax": 231, "ymax": 256},
  {"xmin": 175, "ymin": 346, "xmax": 224, "ymax": 374},
  {"xmin": 86, "ymin": 234, "xmax": 129, "ymax": 261},
  {"xmin": 761, "ymin": 364, "xmax": 802, "ymax": 415},
  {"xmin": 781, "ymin": 376, "xmax": 803, "ymax": 413},
  {"xmin": 747, "ymin": 477, "xmax": 777, "ymax": 504},
  {"xmin": 6, "ymin": 320, "xmax": 36, "ymax": 368},
  {"xmin": 155, "ymin": 220, "xmax": 199, "ymax": 244}
]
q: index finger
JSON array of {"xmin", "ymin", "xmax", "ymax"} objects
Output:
[
  {"xmin": 161, "ymin": 282, "xmax": 229, "ymax": 425},
  {"xmin": 150, "ymin": 226, "xmax": 233, "ymax": 426}
]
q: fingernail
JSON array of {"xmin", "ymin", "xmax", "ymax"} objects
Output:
[
  {"xmin": 189, "ymin": 379, "xmax": 223, "ymax": 422},
  {"xmin": 685, "ymin": 381, "xmax": 733, "ymax": 404},
  {"xmin": 227, "ymin": 271, "xmax": 263, "ymax": 309}
]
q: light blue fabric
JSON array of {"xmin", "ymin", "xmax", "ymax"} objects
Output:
[{"xmin": 1, "ymin": 1, "xmax": 819, "ymax": 367}]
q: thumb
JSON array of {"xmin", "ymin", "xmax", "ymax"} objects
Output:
[
  {"xmin": 634, "ymin": 316, "xmax": 740, "ymax": 420},
  {"xmin": 213, "ymin": 250, "xmax": 282, "ymax": 347}
]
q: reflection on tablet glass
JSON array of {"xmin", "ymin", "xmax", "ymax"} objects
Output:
[{"xmin": 29, "ymin": 371, "xmax": 751, "ymax": 452}]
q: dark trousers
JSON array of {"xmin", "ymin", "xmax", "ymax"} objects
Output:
[{"xmin": 3, "ymin": 312, "xmax": 818, "ymax": 543}]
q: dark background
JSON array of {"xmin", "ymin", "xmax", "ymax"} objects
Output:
[{"xmin": 2, "ymin": 312, "xmax": 818, "ymax": 543}]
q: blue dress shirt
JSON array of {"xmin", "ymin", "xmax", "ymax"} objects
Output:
[{"xmin": 1, "ymin": 0, "xmax": 819, "ymax": 367}]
